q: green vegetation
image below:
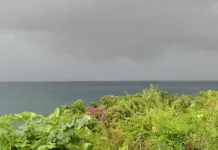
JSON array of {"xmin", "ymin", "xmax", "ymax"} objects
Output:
[{"xmin": 1, "ymin": 85, "xmax": 218, "ymax": 149}]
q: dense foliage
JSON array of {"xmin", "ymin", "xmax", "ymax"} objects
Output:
[{"xmin": 1, "ymin": 84, "xmax": 218, "ymax": 149}]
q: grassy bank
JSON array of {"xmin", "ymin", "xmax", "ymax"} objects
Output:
[{"xmin": 0, "ymin": 85, "xmax": 218, "ymax": 149}]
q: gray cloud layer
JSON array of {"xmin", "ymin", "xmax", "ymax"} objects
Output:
[
  {"xmin": 1, "ymin": 0, "xmax": 218, "ymax": 81},
  {"xmin": 1, "ymin": 0, "xmax": 218, "ymax": 61},
  {"xmin": 0, "ymin": 30, "xmax": 218, "ymax": 81}
]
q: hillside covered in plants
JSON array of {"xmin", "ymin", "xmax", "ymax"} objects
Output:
[{"xmin": 0, "ymin": 85, "xmax": 218, "ymax": 150}]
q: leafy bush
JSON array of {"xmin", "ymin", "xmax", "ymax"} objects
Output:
[{"xmin": 0, "ymin": 107, "xmax": 108, "ymax": 149}]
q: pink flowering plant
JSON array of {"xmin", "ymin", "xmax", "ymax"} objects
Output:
[{"xmin": 86, "ymin": 106, "xmax": 107, "ymax": 122}]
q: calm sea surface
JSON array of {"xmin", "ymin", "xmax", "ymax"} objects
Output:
[{"xmin": 0, "ymin": 81, "xmax": 218, "ymax": 115}]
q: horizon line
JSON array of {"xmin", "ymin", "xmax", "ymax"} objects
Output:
[{"xmin": 0, "ymin": 80, "xmax": 218, "ymax": 83}]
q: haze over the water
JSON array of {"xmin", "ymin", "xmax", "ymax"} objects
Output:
[{"xmin": 1, "ymin": 0, "xmax": 218, "ymax": 81}]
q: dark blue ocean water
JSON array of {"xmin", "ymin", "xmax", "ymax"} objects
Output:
[{"xmin": 0, "ymin": 81, "xmax": 218, "ymax": 115}]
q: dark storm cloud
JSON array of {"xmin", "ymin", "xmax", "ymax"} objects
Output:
[{"xmin": 1, "ymin": 0, "xmax": 218, "ymax": 61}]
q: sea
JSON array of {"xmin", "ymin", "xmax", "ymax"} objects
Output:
[{"xmin": 0, "ymin": 81, "xmax": 218, "ymax": 116}]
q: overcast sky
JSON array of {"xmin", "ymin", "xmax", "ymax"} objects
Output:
[{"xmin": 1, "ymin": 0, "xmax": 218, "ymax": 81}]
